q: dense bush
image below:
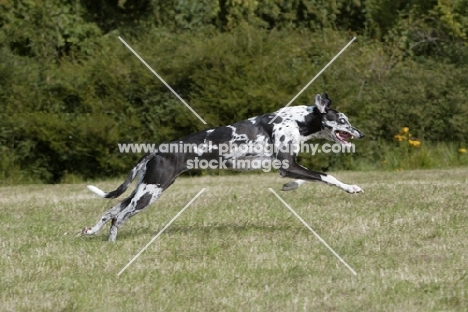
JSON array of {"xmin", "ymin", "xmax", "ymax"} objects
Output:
[{"xmin": 0, "ymin": 0, "xmax": 467, "ymax": 183}]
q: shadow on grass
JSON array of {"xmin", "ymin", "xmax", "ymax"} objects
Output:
[
  {"xmin": 76, "ymin": 219, "xmax": 316, "ymax": 242},
  {"xmin": 110, "ymin": 221, "xmax": 308, "ymax": 241}
]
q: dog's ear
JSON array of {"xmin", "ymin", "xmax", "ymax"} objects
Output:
[
  {"xmin": 315, "ymin": 93, "xmax": 331, "ymax": 114},
  {"xmin": 322, "ymin": 92, "xmax": 332, "ymax": 107}
]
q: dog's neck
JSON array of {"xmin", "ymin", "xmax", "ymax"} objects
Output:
[{"xmin": 296, "ymin": 106, "xmax": 326, "ymax": 141}]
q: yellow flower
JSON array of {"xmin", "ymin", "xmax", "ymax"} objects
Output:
[
  {"xmin": 394, "ymin": 134, "xmax": 405, "ymax": 141},
  {"xmin": 402, "ymin": 127, "xmax": 409, "ymax": 133},
  {"xmin": 408, "ymin": 139, "xmax": 421, "ymax": 147},
  {"xmin": 459, "ymin": 148, "xmax": 467, "ymax": 154}
]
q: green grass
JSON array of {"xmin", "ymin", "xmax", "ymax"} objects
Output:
[{"xmin": 1, "ymin": 169, "xmax": 467, "ymax": 311}]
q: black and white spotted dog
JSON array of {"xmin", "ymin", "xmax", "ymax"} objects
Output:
[{"xmin": 83, "ymin": 93, "xmax": 364, "ymax": 241}]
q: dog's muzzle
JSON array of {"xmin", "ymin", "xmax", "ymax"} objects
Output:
[
  {"xmin": 352, "ymin": 127, "xmax": 365, "ymax": 139},
  {"xmin": 335, "ymin": 127, "xmax": 364, "ymax": 146}
]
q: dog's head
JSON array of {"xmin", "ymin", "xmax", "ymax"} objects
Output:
[{"xmin": 314, "ymin": 92, "xmax": 364, "ymax": 146}]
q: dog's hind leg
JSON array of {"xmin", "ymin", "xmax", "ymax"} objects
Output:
[
  {"xmin": 107, "ymin": 183, "xmax": 163, "ymax": 242},
  {"xmin": 81, "ymin": 194, "xmax": 135, "ymax": 236}
]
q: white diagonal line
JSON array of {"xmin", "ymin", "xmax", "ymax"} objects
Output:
[
  {"xmin": 118, "ymin": 36, "xmax": 207, "ymax": 125},
  {"xmin": 117, "ymin": 188, "xmax": 207, "ymax": 276},
  {"xmin": 269, "ymin": 37, "xmax": 356, "ymax": 124},
  {"xmin": 268, "ymin": 188, "xmax": 357, "ymax": 275}
]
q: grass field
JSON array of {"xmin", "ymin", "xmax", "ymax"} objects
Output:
[{"xmin": 1, "ymin": 169, "xmax": 467, "ymax": 311}]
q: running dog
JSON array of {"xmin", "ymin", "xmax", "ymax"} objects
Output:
[{"xmin": 83, "ymin": 92, "xmax": 364, "ymax": 241}]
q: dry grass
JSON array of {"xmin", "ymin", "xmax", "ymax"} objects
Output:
[{"xmin": 0, "ymin": 169, "xmax": 467, "ymax": 311}]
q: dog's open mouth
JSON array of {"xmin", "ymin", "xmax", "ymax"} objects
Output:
[{"xmin": 335, "ymin": 131, "xmax": 353, "ymax": 145}]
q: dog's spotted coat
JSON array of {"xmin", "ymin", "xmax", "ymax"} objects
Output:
[{"xmin": 83, "ymin": 93, "xmax": 365, "ymax": 241}]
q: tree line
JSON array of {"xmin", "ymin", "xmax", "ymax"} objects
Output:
[{"xmin": 1, "ymin": 0, "xmax": 467, "ymax": 183}]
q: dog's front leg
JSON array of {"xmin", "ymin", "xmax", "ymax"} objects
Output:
[
  {"xmin": 279, "ymin": 163, "xmax": 363, "ymax": 194},
  {"xmin": 271, "ymin": 126, "xmax": 362, "ymax": 194},
  {"xmin": 318, "ymin": 173, "xmax": 363, "ymax": 194},
  {"xmin": 282, "ymin": 179, "xmax": 306, "ymax": 191}
]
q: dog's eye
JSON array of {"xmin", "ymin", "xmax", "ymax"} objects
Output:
[{"xmin": 338, "ymin": 118, "xmax": 346, "ymax": 124}]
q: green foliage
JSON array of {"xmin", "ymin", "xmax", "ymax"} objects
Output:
[
  {"xmin": 0, "ymin": 0, "xmax": 467, "ymax": 183},
  {"xmin": 0, "ymin": 0, "xmax": 102, "ymax": 59}
]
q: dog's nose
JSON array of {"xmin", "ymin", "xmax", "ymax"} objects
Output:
[{"xmin": 352, "ymin": 127, "xmax": 364, "ymax": 139}]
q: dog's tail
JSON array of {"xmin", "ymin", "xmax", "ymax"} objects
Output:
[{"xmin": 87, "ymin": 154, "xmax": 151, "ymax": 199}]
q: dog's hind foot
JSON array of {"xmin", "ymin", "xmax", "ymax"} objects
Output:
[{"xmin": 81, "ymin": 227, "xmax": 96, "ymax": 235}]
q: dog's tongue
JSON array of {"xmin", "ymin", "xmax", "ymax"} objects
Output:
[{"xmin": 337, "ymin": 132, "xmax": 351, "ymax": 141}]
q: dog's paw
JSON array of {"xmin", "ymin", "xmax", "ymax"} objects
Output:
[
  {"xmin": 81, "ymin": 227, "xmax": 94, "ymax": 235},
  {"xmin": 343, "ymin": 184, "xmax": 364, "ymax": 194},
  {"xmin": 282, "ymin": 181, "xmax": 299, "ymax": 191}
]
